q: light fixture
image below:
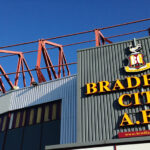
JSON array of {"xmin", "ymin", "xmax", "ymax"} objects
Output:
[{"xmin": 13, "ymin": 86, "xmax": 19, "ymax": 90}]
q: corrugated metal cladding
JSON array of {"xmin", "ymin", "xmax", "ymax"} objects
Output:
[
  {"xmin": 0, "ymin": 75, "xmax": 77, "ymax": 144},
  {"xmin": 77, "ymin": 36, "xmax": 150, "ymax": 143}
]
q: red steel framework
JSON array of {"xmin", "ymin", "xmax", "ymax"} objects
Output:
[
  {"xmin": 0, "ymin": 50, "xmax": 35, "ymax": 92},
  {"xmin": 36, "ymin": 40, "xmax": 70, "ymax": 83},
  {"xmin": 0, "ymin": 18, "xmax": 150, "ymax": 93}
]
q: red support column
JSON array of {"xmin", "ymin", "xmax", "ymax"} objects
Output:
[
  {"xmin": 62, "ymin": 52, "xmax": 70, "ymax": 76},
  {"xmin": 36, "ymin": 66, "xmax": 46, "ymax": 83},
  {"xmin": 21, "ymin": 60, "xmax": 26, "ymax": 87},
  {"xmin": 36, "ymin": 40, "xmax": 46, "ymax": 83},
  {"xmin": 62, "ymin": 59, "xmax": 65, "ymax": 77},
  {"xmin": 0, "ymin": 77, "xmax": 6, "ymax": 93},
  {"xmin": 58, "ymin": 47, "xmax": 63, "ymax": 78},
  {"xmin": 94, "ymin": 29, "xmax": 101, "ymax": 46},
  {"xmin": 14, "ymin": 56, "xmax": 22, "ymax": 86},
  {"xmin": 42, "ymin": 48, "xmax": 52, "ymax": 80}
]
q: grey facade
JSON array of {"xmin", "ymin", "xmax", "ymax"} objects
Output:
[
  {"xmin": 0, "ymin": 75, "xmax": 77, "ymax": 144},
  {"xmin": 77, "ymin": 36, "xmax": 150, "ymax": 143}
]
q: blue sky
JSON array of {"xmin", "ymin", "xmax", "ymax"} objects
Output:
[
  {"xmin": 0, "ymin": 0, "xmax": 150, "ymax": 90},
  {"xmin": 0, "ymin": 0, "xmax": 149, "ymax": 44}
]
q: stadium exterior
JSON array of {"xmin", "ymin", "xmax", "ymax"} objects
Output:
[{"xmin": 0, "ymin": 36, "xmax": 150, "ymax": 150}]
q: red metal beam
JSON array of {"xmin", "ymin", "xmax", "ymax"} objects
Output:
[
  {"xmin": 0, "ymin": 62, "xmax": 76, "ymax": 76},
  {"xmin": 0, "ymin": 66, "xmax": 14, "ymax": 88},
  {"xmin": 99, "ymin": 31, "xmax": 112, "ymax": 44},
  {"xmin": 0, "ymin": 65, "xmax": 14, "ymax": 93}
]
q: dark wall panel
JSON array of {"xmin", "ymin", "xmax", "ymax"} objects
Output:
[
  {"xmin": 2, "ymin": 121, "xmax": 60, "ymax": 150},
  {"xmin": 22, "ymin": 124, "xmax": 41, "ymax": 150},
  {"xmin": 0, "ymin": 132, "xmax": 5, "ymax": 150},
  {"xmin": 41, "ymin": 120, "xmax": 60, "ymax": 150},
  {"xmin": 4, "ymin": 128, "xmax": 23, "ymax": 150}
]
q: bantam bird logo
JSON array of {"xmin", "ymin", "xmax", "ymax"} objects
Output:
[
  {"xmin": 129, "ymin": 44, "xmax": 142, "ymax": 53},
  {"xmin": 124, "ymin": 44, "xmax": 150, "ymax": 72}
]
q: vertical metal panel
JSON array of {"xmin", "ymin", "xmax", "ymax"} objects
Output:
[
  {"xmin": 0, "ymin": 75, "xmax": 77, "ymax": 144},
  {"xmin": 0, "ymin": 93, "xmax": 12, "ymax": 114},
  {"xmin": 77, "ymin": 36, "xmax": 150, "ymax": 143}
]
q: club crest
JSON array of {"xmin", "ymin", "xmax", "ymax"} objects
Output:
[{"xmin": 124, "ymin": 43, "xmax": 150, "ymax": 72}]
